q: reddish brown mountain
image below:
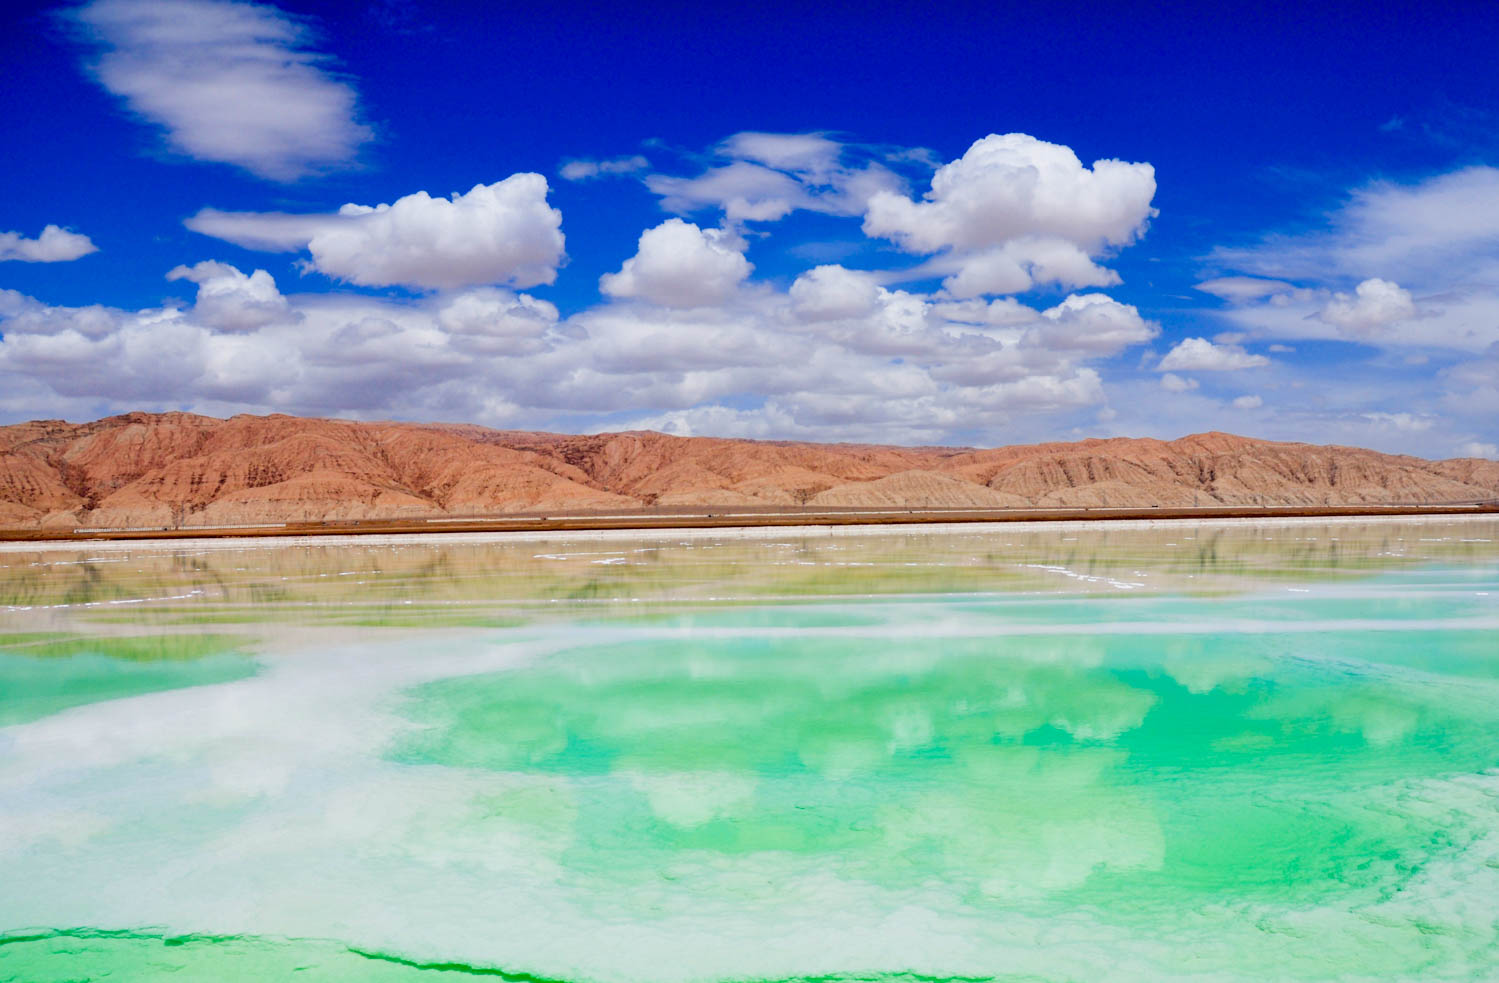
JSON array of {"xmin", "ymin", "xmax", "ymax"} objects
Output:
[{"xmin": 1, "ymin": 412, "xmax": 1496, "ymax": 530}]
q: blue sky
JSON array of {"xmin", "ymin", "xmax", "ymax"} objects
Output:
[{"xmin": 2, "ymin": 0, "xmax": 1497, "ymax": 456}]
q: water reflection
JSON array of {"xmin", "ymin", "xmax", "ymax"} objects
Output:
[{"xmin": 2, "ymin": 517, "xmax": 1495, "ymax": 622}]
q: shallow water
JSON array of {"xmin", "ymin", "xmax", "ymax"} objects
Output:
[{"xmin": 2, "ymin": 518, "xmax": 1497, "ymax": 982}]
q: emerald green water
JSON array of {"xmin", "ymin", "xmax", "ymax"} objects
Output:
[{"xmin": 1, "ymin": 519, "xmax": 1496, "ymax": 982}]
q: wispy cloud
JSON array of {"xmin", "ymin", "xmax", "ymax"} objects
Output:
[
  {"xmin": 1205, "ymin": 166, "xmax": 1499, "ymax": 353},
  {"xmin": 643, "ymin": 131, "xmax": 907, "ymax": 223},
  {"xmin": 559, "ymin": 156, "xmax": 649, "ymax": 181},
  {"xmin": 68, "ymin": 0, "xmax": 372, "ymax": 180}
]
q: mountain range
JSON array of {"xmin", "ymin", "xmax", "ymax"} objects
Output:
[{"xmin": 2, "ymin": 412, "xmax": 1497, "ymax": 530}]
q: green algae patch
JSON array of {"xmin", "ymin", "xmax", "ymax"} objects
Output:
[
  {"xmin": 0, "ymin": 929, "xmax": 538, "ymax": 982},
  {"xmin": 0, "ymin": 632, "xmax": 74, "ymax": 649},
  {"xmin": 6, "ymin": 632, "xmax": 253, "ymax": 662},
  {"xmin": 0, "ymin": 634, "xmax": 256, "ymax": 726},
  {"xmin": 0, "ymin": 928, "xmax": 1022, "ymax": 983}
]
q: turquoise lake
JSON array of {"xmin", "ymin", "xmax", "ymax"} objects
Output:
[{"xmin": 1, "ymin": 518, "xmax": 1496, "ymax": 982}]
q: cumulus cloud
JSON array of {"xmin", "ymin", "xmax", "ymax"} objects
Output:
[
  {"xmin": 935, "ymin": 237, "xmax": 1121, "ymax": 298},
  {"xmin": 166, "ymin": 260, "xmax": 292, "ymax": 332},
  {"xmin": 69, "ymin": 0, "xmax": 370, "ymax": 181},
  {"xmin": 863, "ymin": 133, "xmax": 1156, "ymax": 297},
  {"xmin": 1319, "ymin": 278, "xmax": 1417, "ymax": 334},
  {"xmin": 865, "ymin": 134, "xmax": 1156, "ymax": 253},
  {"xmin": 0, "ymin": 249, "xmax": 1162, "ymax": 444},
  {"xmin": 1030, "ymin": 294, "xmax": 1157, "ymax": 355},
  {"xmin": 1160, "ymin": 373, "xmax": 1198, "ymax": 393},
  {"xmin": 789, "ymin": 265, "xmax": 881, "ymax": 322},
  {"xmin": 435, "ymin": 289, "xmax": 558, "ymax": 355},
  {"xmin": 1231, "ymin": 394, "xmax": 1263, "ymax": 410},
  {"xmin": 0, "ymin": 283, "xmax": 532, "ymax": 415},
  {"xmin": 599, "ymin": 219, "xmax": 752, "ymax": 308},
  {"xmin": 645, "ymin": 131, "xmax": 905, "ymax": 223},
  {"xmin": 186, "ymin": 175, "xmax": 565, "ymax": 289},
  {"xmin": 560, "ymin": 156, "xmax": 649, "ymax": 181},
  {"xmin": 1157, "ymin": 337, "xmax": 1270, "ymax": 372},
  {"xmin": 1, "ymin": 132, "xmax": 1173, "ymax": 445},
  {"xmin": 0, "ymin": 225, "xmax": 98, "ymax": 263}
]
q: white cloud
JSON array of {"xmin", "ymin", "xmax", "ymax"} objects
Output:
[
  {"xmin": 788, "ymin": 265, "xmax": 881, "ymax": 322},
  {"xmin": 1031, "ymin": 294, "xmax": 1157, "ymax": 355},
  {"xmin": 599, "ymin": 219, "xmax": 752, "ymax": 308},
  {"xmin": 435, "ymin": 289, "xmax": 558, "ymax": 355},
  {"xmin": 166, "ymin": 260, "xmax": 292, "ymax": 332},
  {"xmin": 929, "ymin": 297, "xmax": 1039, "ymax": 328},
  {"xmin": 648, "ymin": 162, "xmax": 809, "ymax": 222},
  {"xmin": 0, "ymin": 246, "xmax": 1160, "ymax": 444},
  {"xmin": 863, "ymin": 133, "xmax": 1156, "ymax": 297},
  {"xmin": 0, "ymin": 225, "xmax": 98, "ymax": 263},
  {"xmin": 1157, "ymin": 337, "xmax": 1270, "ymax": 372},
  {"xmin": 1194, "ymin": 276, "xmax": 1296, "ymax": 301},
  {"xmin": 180, "ymin": 210, "xmax": 327, "ymax": 252},
  {"xmin": 720, "ymin": 132, "xmax": 843, "ymax": 174},
  {"xmin": 559, "ymin": 156, "xmax": 649, "ymax": 181},
  {"xmin": 608, "ymin": 403, "xmax": 802, "ymax": 440},
  {"xmin": 1458, "ymin": 441, "xmax": 1498, "ymax": 459},
  {"xmin": 186, "ymin": 175, "xmax": 565, "ymax": 290},
  {"xmin": 0, "ymin": 290, "xmax": 30, "ymax": 318},
  {"xmin": 1363, "ymin": 411, "xmax": 1434, "ymax": 432},
  {"xmin": 645, "ymin": 132, "xmax": 905, "ymax": 223},
  {"xmin": 1268, "ymin": 343, "xmax": 1295, "ymax": 353},
  {"xmin": 865, "ymin": 134, "xmax": 1156, "ymax": 253},
  {"xmin": 804, "ymin": 287, "xmax": 949, "ymax": 358},
  {"xmin": 13, "ymin": 245, "xmax": 1478, "ymax": 454},
  {"xmin": 0, "ymin": 281, "xmax": 527, "ymax": 414},
  {"xmin": 935, "ymin": 237, "xmax": 1120, "ymax": 298},
  {"xmin": 1318, "ymin": 278, "xmax": 1416, "ymax": 334},
  {"xmin": 70, "ymin": 0, "xmax": 370, "ymax": 181},
  {"xmin": 1232, "ymin": 394, "xmax": 1263, "ymax": 410}
]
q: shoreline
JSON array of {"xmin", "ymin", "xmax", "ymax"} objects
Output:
[
  {"xmin": 1, "ymin": 501, "xmax": 1495, "ymax": 547},
  {"xmin": 2, "ymin": 510, "xmax": 1494, "ymax": 554}
]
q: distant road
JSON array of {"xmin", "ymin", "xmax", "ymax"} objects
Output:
[{"xmin": 3, "ymin": 501, "xmax": 1497, "ymax": 543}]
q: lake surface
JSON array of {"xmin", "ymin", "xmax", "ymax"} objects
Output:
[{"xmin": 2, "ymin": 518, "xmax": 1497, "ymax": 982}]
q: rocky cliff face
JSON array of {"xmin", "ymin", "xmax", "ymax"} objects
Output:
[{"xmin": 1, "ymin": 412, "xmax": 1495, "ymax": 529}]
